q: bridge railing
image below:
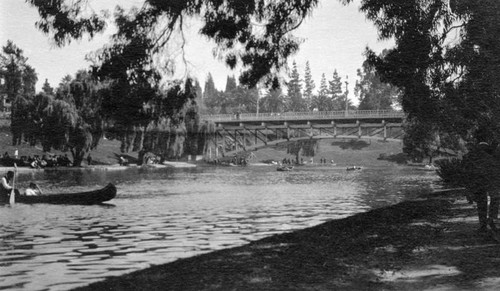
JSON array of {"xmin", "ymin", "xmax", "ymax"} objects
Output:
[{"xmin": 202, "ymin": 110, "xmax": 404, "ymax": 122}]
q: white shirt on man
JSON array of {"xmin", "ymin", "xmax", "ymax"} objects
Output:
[
  {"xmin": 1, "ymin": 177, "xmax": 12, "ymax": 190},
  {"xmin": 25, "ymin": 188, "xmax": 40, "ymax": 196}
]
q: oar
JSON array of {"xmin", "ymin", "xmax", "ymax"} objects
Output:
[{"xmin": 9, "ymin": 163, "xmax": 17, "ymax": 205}]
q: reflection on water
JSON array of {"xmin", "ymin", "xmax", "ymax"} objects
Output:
[{"xmin": 0, "ymin": 165, "xmax": 439, "ymax": 290}]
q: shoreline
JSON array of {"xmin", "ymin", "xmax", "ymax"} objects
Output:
[
  {"xmin": 1, "ymin": 162, "xmax": 432, "ymax": 174},
  {"xmin": 72, "ymin": 188, "xmax": 499, "ymax": 291}
]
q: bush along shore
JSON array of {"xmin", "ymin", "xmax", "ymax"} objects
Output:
[{"xmin": 73, "ymin": 189, "xmax": 500, "ymax": 291}]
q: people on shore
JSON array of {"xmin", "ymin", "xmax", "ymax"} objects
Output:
[
  {"xmin": 24, "ymin": 182, "xmax": 42, "ymax": 196},
  {"xmin": 119, "ymin": 156, "xmax": 129, "ymax": 166},
  {"xmin": 1, "ymin": 154, "xmax": 72, "ymax": 168}
]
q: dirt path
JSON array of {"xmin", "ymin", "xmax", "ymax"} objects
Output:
[{"xmin": 74, "ymin": 190, "xmax": 500, "ymax": 291}]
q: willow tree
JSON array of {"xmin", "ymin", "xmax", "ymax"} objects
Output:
[
  {"xmin": 136, "ymin": 80, "xmax": 197, "ymax": 161},
  {"xmin": 12, "ymin": 70, "xmax": 105, "ymax": 166}
]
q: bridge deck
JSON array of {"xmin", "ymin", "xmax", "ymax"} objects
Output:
[{"xmin": 203, "ymin": 110, "xmax": 404, "ymax": 123}]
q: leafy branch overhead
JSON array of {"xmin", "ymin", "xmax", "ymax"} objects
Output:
[
  {"xmin": 359, "ymin": 0, "xmax": 500, "ymax": 157},
  {"xmin": 26, "ymin": 0, "xmax": 319, "ymax": 88}
]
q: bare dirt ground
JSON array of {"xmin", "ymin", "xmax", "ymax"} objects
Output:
[{"xmin": 73, "ymin": 189, "xmax": 500, "ymax": 291}]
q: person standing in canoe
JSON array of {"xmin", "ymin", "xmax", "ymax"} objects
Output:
[{"xmin": 0, "ymin": 171, "xmax": 15, "ymax": 203}]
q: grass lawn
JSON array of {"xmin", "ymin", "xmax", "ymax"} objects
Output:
[
  {"xmin": 252, "ymin": 138, "xmax": 406, "ymax": 166},
  {"xmin": 0, "ymin": 124, "xmax": 406, "ymax": 167},
  {"xmin": 0, "ymin": 126, "xmax": 136, "ymax": 166}
]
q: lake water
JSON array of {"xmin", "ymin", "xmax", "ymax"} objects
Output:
[{"xmin": 0, "ymin": 164, "xmax": 440, "ymax": 291}]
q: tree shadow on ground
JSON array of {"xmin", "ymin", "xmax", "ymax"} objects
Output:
[
  {"xmin": 75, "ymin": 191, "xmax": 500, "ymax": 291},
  {"xmin": 331, "ymin": 139, "xmax": 371, "ymax": 150}
]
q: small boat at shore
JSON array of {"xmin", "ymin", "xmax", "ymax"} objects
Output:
[
  {"xmin": 277, "ymin": 165, "xmax": 294, "ymax": 171},
  {"xmin": 3, "ymin": 183, "xmax": 117, "ymax": 205}
]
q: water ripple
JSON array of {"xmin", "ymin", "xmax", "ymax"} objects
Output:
[{"xmin": 0, "ymin": 165, "xmax": 439, "ymax": 291}]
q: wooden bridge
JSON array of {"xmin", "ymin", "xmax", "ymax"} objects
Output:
[{"xmin": 201, "ymin": 110, "xmax": 405, "ymax": 156}]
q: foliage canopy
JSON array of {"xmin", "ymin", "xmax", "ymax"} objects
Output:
[
  {"xmin": 27, "ymin": 0, "xmax": 319, "ymax": 89},
  {"xmin": 358, "ymin": 0, "xmax": 500, "ymax": 157}
]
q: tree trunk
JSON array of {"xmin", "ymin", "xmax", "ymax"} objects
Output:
[{"xmin": 71, "ymin": 148, "xmax": 86, "ymax": 167}]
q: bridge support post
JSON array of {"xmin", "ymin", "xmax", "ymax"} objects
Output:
[
  {"xmin": 284, "ymin": 122, "xmax": 290, "ymax": 140},
  {"xmin": 357, "ymin": 120, "xmax": 361, "ymax": 138},
  {"xmin": 262, "ymin": 122, "xmax": 268, "ymax": 144},
  {"xmin": 215, "ymin": 131, "xmax": 218, "ymax": 153},
  {"xmin": 382, "ymin": 120, "xmax": 387, "ymax": 141},
  {"xmin": 235, "ymin": 130, "xmax": 238, "ymax": 151},
  {"xmin": 332, "ymin": 121, "xmax": 337, "ymax": 138}
]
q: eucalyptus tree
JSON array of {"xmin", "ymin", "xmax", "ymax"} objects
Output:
[
  {"xmin": 355, "ymin": 51, "xmax": 400, "ymax": 110},
  {"xmin": 27, "ymin": 0, "xmax": 319, "ymax": 89},
  {"xmin": 357, "ymin": 0, "xmax": 500, "ymax": 156}
]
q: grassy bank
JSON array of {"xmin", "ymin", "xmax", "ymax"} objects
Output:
[
  {"xmin": 252, "ymin": 138, "xmax": 405, "ymax": 166},
  {"xmin": 74, "ymin": 189, "xmax": 498, "ymax": 291},
  {"xmin": 0, "ymin": 124, "xmax": 405, "ymax": 167},
  {"xmin": 0, "ymin": 127, "xmax": 136, "ymax": 166}
]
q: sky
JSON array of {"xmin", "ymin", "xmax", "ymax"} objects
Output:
[{"xmin": 0, "ymin": 0, "xmax": 393, "ymax": 104}]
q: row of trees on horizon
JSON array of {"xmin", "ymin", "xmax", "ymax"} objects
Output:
[{"xmin": 200, "ymin": 57, "xmax": 400, "ymax": 115}]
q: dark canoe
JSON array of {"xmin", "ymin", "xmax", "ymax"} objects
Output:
[{"xmin": 15, "ymin": 183, "xmax": 117, "ymax": 205}]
